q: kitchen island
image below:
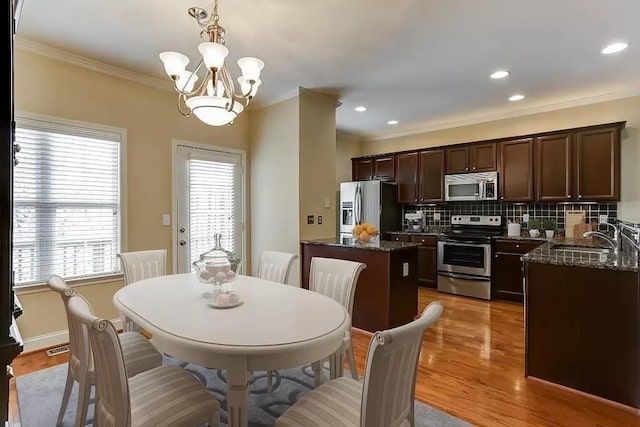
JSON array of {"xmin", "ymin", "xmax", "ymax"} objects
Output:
[
  {"xmin": 523, "ymin": 239, "xmax": 639, "ymax": 409},
  {"xmin": 300, "ymin": 238, "xmax": 419, "ymax": 332}
]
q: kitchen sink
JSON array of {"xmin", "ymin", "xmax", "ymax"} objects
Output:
[{"xmin": 551, "ymin": 244, "xmax": 611, "ymax": 254}]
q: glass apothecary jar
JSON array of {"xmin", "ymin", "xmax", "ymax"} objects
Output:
[{"xmin": 192, "ymin": 233, "xmax": 241, "ymax": 297}]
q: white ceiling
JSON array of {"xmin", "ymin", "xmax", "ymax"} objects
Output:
[{"xmin": 17, "ymin": 0, "xmax": 640, "ymax": 139}]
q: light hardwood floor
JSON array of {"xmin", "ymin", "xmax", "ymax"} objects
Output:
[{"xmin": 9, "ymin": 288, "xmax": 639, "ymax": 426}]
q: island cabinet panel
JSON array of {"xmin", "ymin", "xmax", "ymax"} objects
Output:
[
  {"xmin": 574, "ymin": 127, "xmax": 620, "ymax": 201},
  {"xmin": 525, "ymin": 263, "xmax": 639, "ymax": 408},
  {"xmin": 396, "ymin": 152, "xmax": 419, "ymax": 203},
  {"xmin": 300, "ymin": 243, "xmax": 418, "ymax": 332},
  {"xmin": 418, "ymin": 149, "xmax": 445, "ymax": 203},
  {"xmin": 470, "ymin": 142, "xmax": 497, "ymax": 172},
  {"xmin": 446, "ymin": 146, "xmax": 469, "ymax": 174},
  {"xmin": 373, "ymin": 155, "xmax": 395, "ymax": 180},
  {"xmin": 352, "ymin": 158, "xmax": 373, "ymax": 181},
  {"xmin": 535, "ymin": 133, "xmax": 572, "ymax": 202},
  {"xmin": 499, "ymin": 138, "xmax": 534, "ymax": 202}
]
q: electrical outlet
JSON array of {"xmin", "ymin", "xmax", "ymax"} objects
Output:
[
  {"xmin": 402, "ymin": 262, "xmax": 409, "ymax": 277},
  {"xmin": 307, "ymin": 215, "xmax": 314, "ymax": 225},
  {"xmin": 523, "ymin": 213, "xmax": 530, "ymax": 223},
  {"xmin": 318, "ymin": 216, "xmax": 323, "ymax": 225},
  {"xmin": 433, "ymin": 213, "xmax": 441, "ymax": 221},
  {"xmin": 599, "ymin": 215, "xmax": 609, "ymax": 224}
]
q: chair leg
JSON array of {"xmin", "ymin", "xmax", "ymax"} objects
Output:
[
  {"xmin": 311, "ymin": 361, "xmax": 323, "ymax": 387},
  {"xmin": 267, "ymin": 370, "xmax": 273, "ymax": 392},
  {"xmin": 56, "ymin": 365, "xmax": 75, "ymax": 426},
  {"xmin": 346, "ymin": 344, "xmax": 359, "ymax": 381},
  {"xmin": 75, "ymin": 377, "xmax": 91, "ymax": 427},
  {"xmin": 329, "ymin": 352, "xmax": 343, "ymax": 380}
]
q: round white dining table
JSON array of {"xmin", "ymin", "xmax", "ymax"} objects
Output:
[{"xmin": 113, "ymin": 273, "xmax": 349, "ymax": 427}]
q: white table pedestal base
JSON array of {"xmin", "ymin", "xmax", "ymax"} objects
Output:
[{"xmin": 227, "ymin": 367, "xmax": 250, "ymax": 427}]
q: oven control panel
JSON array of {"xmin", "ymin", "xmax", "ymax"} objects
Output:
[{"xmin": 450, "ymin": 215, "xmax": 502, "ymax": 226}]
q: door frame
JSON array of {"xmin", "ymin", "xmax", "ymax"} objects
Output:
[{"xmin": 171, "ymin": 139, "xmax": 247, "ymax": 275}]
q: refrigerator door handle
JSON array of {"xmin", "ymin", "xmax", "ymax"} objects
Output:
[{"xmin": 355, "ymin": 183, "xmax": 362, "ymax": 224}]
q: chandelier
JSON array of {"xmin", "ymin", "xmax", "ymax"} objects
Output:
[{"xmin": 159, "ymin": 0, "xmax": 264, "ymax": 126}]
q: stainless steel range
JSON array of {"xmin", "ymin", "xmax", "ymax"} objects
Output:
[{"xmin": 437, "ymin": 215, "xmax": 502, "ymax": 300}]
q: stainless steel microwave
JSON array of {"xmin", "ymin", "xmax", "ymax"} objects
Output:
[{"xmin": 444, "ymin": 172, "xmax": 498, "ymax": 202}]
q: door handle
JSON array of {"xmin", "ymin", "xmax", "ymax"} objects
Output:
[{"xmin": 179, "ymin": 240, "xmax": 187, "ymax": 246}]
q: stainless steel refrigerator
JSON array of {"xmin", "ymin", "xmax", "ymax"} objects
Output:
[{"xmin": 339, "ymin": 180, "xmax": 401, "ymax": 240}]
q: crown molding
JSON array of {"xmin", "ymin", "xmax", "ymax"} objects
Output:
[
  {"xmin": 299, "ymin": 87, "xmax": 343, "ymax": 108},
  {"xmin": 15, "ymin": 37, "xmax": 173, "ymax": 92},
  {"xmin": 363, "ymin": 87, "xmax": 640, "ymax": 142},
  {"xmin": 250, "ymin": 87, "xmax": 302, "ymax": 110}
]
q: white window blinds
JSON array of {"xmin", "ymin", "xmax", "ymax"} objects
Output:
[
  {"xmin": 188, "ymin": 156, "xmax": 239, "ymax": 265},
  {"xmin": 13, "ymin": 115, "xmax": 123, "ymax": 285}
]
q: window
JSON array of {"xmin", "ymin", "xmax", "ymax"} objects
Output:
[{"xmin": 13, "ymin": 114, "xmax": 124, "ymax": 285}]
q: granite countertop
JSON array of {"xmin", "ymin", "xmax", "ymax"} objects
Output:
[
  {"xmin": 494, "ymin": 234, "xmax": 550, "ymax": 242},
  {"xmin": 522, "ymin": 238, "xmax": 639, "ymax": 272},
  {"xmin": 300, "ymin": 238, "xmax": 420, "ymax": 252}
]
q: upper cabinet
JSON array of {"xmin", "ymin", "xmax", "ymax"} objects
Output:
[
  {"xmin": 446, "ymin": 142, "xmax": 496, "ymax": 174},
  {"xmin": 499, "ymin": 138, "xmax": 534, "ymax": 202},
  {"xmin": 396, "ymin": 152, "xmax": 419, "ymax": 203},
  {"xmin": 535, "ymin": 133, "xmax": 572, "ymax": 202},
  {"xmin": 418, "ymin": 149, "xmax": 445, "ymax": 203},
  {"xmin": 352, "ymin": 155, "xmax": 396, "ymax": 181},
  {"xmin": 574, "ymin": 127, "xmax": 621, "ymax": 201}
]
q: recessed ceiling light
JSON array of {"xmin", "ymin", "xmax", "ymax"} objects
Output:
[
  {"xmin": 490, "ymin": 70, "xmax": 510, "ymax": 79},
  {"xmin": 387, "ymin": 120, "xmax": 399, "ymax": 125},
  {"xmin": 509, "ymin": 94, "xmax": 525, "ymax": 101},
  {"xmin": 601, "ymin": 42, "xmax": 629, "ymax": 55},
  {"xmin": 354, "ymin": 106, "xmax": 367, "ymax": 112}
]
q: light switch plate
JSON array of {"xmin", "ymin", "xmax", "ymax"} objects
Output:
[
  {"xmin": 523, "ymin": 213, "xmax": 530, "ymax": 223},
  {"xmin": 433, "ymin": 213, "xmax": 441, "ymax": 221},
  {"xmin": 599, "ymin": 214, "xmax": 609, "ymax": 224},
  {"xmin": 324, "ymin": 197, "xmax": 331, "ymax": 209},
  {"xmin": 402, "ymin": 262, "xmax": 409, "ymax": 277},
  {"xmin": 162, "ymin": 214, "xmax": 171, "ymax": 226}
]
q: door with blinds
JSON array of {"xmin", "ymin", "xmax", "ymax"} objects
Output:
[{"xmin": 175, "ymin": 144, "xmax": 244, "ymax": 274}]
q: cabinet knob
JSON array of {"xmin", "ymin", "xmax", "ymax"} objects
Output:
[
  {"xmin": 578, "ymin": 195, "xmax": 582, "ymax": 199},
  {"xmin": 494, "ymin": 254, "xmax": 498, "ymax": 258},
  {"xmin": 567, "ymin": 195, "xmax": 571, "ymax": 199},
  {"xmin": 415, "ymin": 198, "xmax": 418, "ymax": 202},
  {"xmin": 465, "ymin": 167, "xmax": 469, "ymax": 171},
  {"xmin": 501, "ymin": 197, "xmax": 504, "ymax": 200},
  {"xmin": 516, "ymin": 244, "xmax": 520, "ymax": 248},
  {"xmin": 473, "ymin": 167, "xmax": 476, "ymax": 170}
]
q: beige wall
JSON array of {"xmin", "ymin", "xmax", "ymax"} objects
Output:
[
  {"xmin": 361, "ymin": 96, "xmax": 640, "ymax": 222},
  {"xmin": 14, "ymin": 49, "xmax": 250, "ymax": 347},
  {"xmin": 249, "ymin": 97, "xmax": 300, "ymax": 283},
  {"xmin": 299, "ymin": 90, "xmax": 338, "ymax": 241},
  {"xmin": 336, "ymin": 131, "xmax": 361, "ymax": 190}
]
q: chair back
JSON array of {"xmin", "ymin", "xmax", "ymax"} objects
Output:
[
  {"xmin": 309, "ymin": 257, "xmax": 366, "ymax": 315},
  {"xmin": 118, "ymin": 249, "xmax": 167, "ymax": 286},
  {"xmin": 257, "ymin": 251, "xmax": 298, "ymax": 284},
  {"xmin": 67, "ymin": 295, "xmax": 131, "ymax": 427},
  {"xmin": 360, "ymin": 302, "xmax": 444, "ymax": 427},
  {"xmin": 47, "ymin": 275, "xmax": 91, "ymax": 378}
]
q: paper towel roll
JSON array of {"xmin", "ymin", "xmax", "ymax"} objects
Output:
[{"xmin": 507, "ymin": 223, "xmax": 521, "ymax": 237}]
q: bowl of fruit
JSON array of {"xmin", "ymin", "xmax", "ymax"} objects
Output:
[{"xmin": 352, "ymin": 223, "xmax": 379, "ymax": 242}]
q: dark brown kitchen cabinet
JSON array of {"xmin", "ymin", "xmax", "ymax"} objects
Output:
[
  {"xmin": 418, "ymin": 149, "xmax": 445, "ymax": 203},
  {"xmin": 396, "ymin": 152, "xmax": 419, "ymax": 203},
  {"xmin": 373, "ymin": 155, "xmax": 395, "ymax": 180},
  {"xmin": 352, "ymin": 158, "xmax": 373, "ymax": 181},
  {"xmin": 470, "ymin": 142, "xmax": 497, "ymax": 172},
  {"xmin": 446, "ymin": 146, "xmax": 469, "ymax": 173},
  {"xmin": 446, "ymin": 143, "xmax": 496, "ymax": 174},
  {"xmin": 574, "ymin": 126, "xmax": 621, "ymax": 201},
  {"xmin": 535, "ymin": 133, "xmax": 572, "ymax": 202},
  {"xmin": 410, "ymin": 235, "xmax": 437, "ymax": 288},
  {"xmin": 499, "ymin": 138, "xmax": 534, "ymax": 202},
  {"xmin": 492, "ymin": 239, "xmax": 543, "ymax": 303}
]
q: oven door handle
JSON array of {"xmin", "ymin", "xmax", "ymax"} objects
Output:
[
  {"xmin": 438, "ymin": 271, "xmax": 490, "ymax": 281},
  {"xmin": 440, "ymin": 239, "xmax": 491, "ymax": 246}
]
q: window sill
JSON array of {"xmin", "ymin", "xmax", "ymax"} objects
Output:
[{"xmin": 14, "ymin": 273, "xmax": 124, "ymax": 295}]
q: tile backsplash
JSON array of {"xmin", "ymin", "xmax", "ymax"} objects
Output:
[{"xmin": 403, "ymin": 202, "xmax": 618, "ymax": 233}]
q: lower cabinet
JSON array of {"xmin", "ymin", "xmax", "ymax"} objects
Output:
[
  {"xmin": 492, "ymin": 240, "xmax": 543, "ymax": 302},
  {"xmin": 410, "ymin": 235, "xmax": 437, "ymax": 289}
]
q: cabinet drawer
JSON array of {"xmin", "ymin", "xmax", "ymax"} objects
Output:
[
  {"xmin": 389, "ymin": 234, "xmax": 411, "ymax": 242},
  {"xmin": 494, "ymin": 240, "xmax": 542, "ymax": 254},
  {"xmin": 410, "ymin": 235, "xmax": 437, "ymax": 246}
]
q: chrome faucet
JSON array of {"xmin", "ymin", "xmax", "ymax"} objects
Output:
[{"xmin": 583, "ymin": 223, "xmax": 621, "ymax": 254}]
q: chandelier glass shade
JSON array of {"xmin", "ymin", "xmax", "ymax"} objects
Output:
[{"xmin": 159, "ymin": 0, "xmax": 264, "ymax": 126}]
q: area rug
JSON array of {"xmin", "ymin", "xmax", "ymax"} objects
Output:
[{"xmin": 16, "ymin": 355, "xmax": 471, "ymax": 426}]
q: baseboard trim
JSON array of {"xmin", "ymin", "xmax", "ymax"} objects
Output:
[{"xmin": 22, "ymin": 318, "xmax": 123, "ymax": 353}]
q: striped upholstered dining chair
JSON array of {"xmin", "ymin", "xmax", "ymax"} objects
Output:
[
  {"xmin": 117, "ymin": 249, "xmax": 167, "ymax": 332},
  {"xmin": 48, "ymin": 276, "xmax": 163, "ymax": 427},
  {"xmin": 309, "ymin": 257, "xmax": 366, "ymax": 385},
  {"xmin": 276, "ymin": 301, "xmax": 444, "ymax": 427},
  {"xmin": 66, "ymin": 292, "xmax": 220, "ymax": 426}
]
